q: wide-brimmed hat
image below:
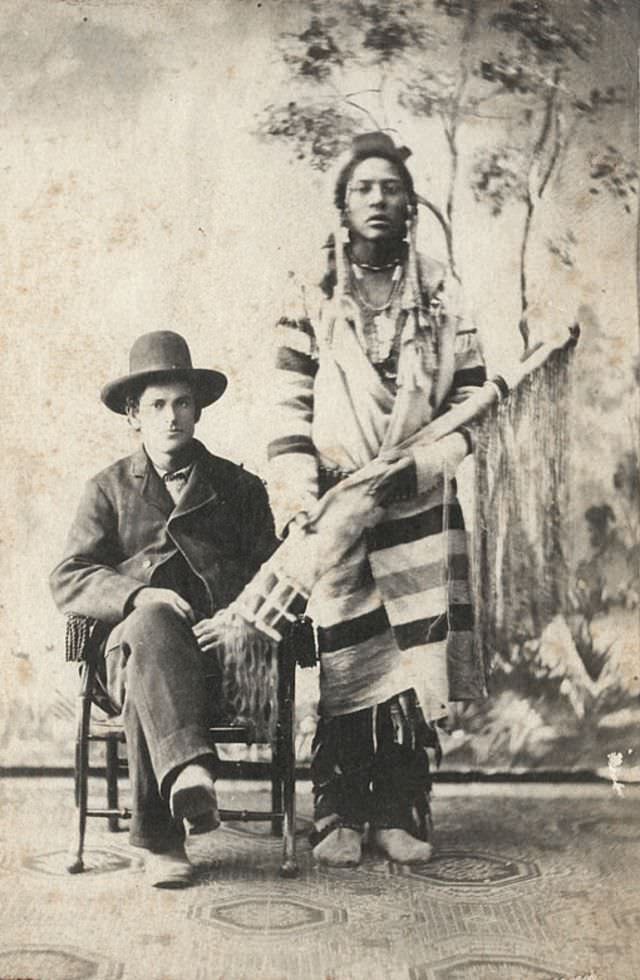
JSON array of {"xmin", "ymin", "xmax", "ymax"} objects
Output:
[
  {"xmin": 101, "ymin": 330, "xmax": 228, "ymax": 414},
  {"xmin": 333, "ymin": 131, "xmax": 415, "ymax": 211}
]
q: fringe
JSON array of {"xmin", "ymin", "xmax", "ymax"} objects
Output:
[
  {"xmin": 216, "ymin": 612, "xmax": 279, "ymax": 742},
  {"xmin": 386, "ymin": 689, "xmax": 439, "ymax": 842},
  {"xmin": 66, "ymin": 608, "xmax": 280, "ymax": 739},
  {"xmin": 65, "ymin": 613, "xmax": 101, "ymax": 663},
  {"xmin": 472, "ymin": 343, "xmax": 575, "ymax": 678}
]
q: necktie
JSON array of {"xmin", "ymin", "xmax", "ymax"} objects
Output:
[{"xmin": 163, "ymin": 468, "xmax": 190, "ymax": 503}]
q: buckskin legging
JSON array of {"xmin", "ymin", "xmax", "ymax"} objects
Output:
[{"xmin": 310, "ymin": 691, "xmax": 434, "ymax": 836}]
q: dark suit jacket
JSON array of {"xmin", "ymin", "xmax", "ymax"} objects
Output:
[{"xmin": 50, "ymin": 440, "xmax": 277, "ymax": 632}]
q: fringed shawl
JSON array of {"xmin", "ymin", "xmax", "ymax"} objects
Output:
[{"xmin": 472, "ymin": 342, "xmax": 575, "ymax": 674}]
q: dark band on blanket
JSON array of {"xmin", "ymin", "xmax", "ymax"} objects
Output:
[
  {"xmin": 268, "ymin": 434, "xmax": 316, "ymax": 459},
  {"xmin": 317, "ymin": 603, "xmax": 474, "ymax": 653},
  {"xmin": 367, "ymin": 502, "xmax": 465, "ymax": 552},
  {"xmin": 275, "ymin": 346, "xmax": 318, "ymax": 377}
]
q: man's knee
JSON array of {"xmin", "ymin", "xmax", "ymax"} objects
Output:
[
  {"xmin": 116, "ymin": 602, "xmax": 201, "ymax": 679},
  {"xmin": 121, "ymin": 602, "xmax": 190, "ymax": 646}
]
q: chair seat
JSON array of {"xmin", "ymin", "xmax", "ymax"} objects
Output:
[
  {"xmin": 88, "ymin": 715, "xmax": 259, "ymax": 746},
  {"xmin": 88, "ymin": 715, "xmax": 124, "ymax": 737}
]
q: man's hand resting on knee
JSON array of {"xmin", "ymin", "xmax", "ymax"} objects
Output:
[{"xmin": 132, "ymin": 587, "xmax": 196, "ymax": 624}]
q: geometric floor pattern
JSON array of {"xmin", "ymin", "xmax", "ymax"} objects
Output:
[{"xmin": 1, "ymin": 778, "xmax": 638, "ymax": 980}]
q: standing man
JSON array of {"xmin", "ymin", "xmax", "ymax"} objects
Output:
[
  {"xmin": 51, "ymin": 330, "xmax": 277, "ymax": 887},
  {"xmin": 268, "ymin": 132, "xmax": 488, "ymax": 867}
]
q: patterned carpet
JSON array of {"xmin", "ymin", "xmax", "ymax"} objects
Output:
[{"xmin": 0, "ymin": 778, "xmax": 638, "ymax": 980}]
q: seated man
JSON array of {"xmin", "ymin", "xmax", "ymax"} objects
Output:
[{"xmin": 50, "ymin": 330, "xmax": 277, "ymax": 887}]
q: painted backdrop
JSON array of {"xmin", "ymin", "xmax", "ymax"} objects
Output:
[{"xmin": 1, "ymin": 0, "xmax": 637, "ymax": 774}]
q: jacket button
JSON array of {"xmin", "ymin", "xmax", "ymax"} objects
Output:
[{"xmin": 143, "ymin": 559, "xmax": 152, "ymax": 569}]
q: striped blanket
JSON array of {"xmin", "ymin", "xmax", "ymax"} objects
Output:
[{"xmin": 268, "ymin": 253, "xmax": 487, "ymax": 720}]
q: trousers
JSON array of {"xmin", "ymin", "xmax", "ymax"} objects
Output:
[
  {"xmin": 104, "ymin": 603, "xmax": 222, "ymax": 852},
  {"xmin": 310, "ymin": 692, "xmax": 433, "ymax": 835}
]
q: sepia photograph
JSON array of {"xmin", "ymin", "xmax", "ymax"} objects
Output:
[{"xmin": 0, "ymin": 1, "xmax": 638, "ymax": 978}]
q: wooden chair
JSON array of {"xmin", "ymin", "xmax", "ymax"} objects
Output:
[{"xmin": 66, "ymin": 616, "xmax": 302, "ymax": 878}]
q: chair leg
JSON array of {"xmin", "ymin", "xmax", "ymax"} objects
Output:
[
  {"xmin": 67, "ymin": 662, "xmax": 95, "ymax": 873},
  {"xmin": 106, "ymin": 736, "xmax": 120, "ymax": 832},
  {"xmin": 271, "ymin": 746, "xmax": 283, "ymax": 837},
  {"xmin": 278, "ymin": 642, "xmax": 298, "ymax": 878},
  {"xmin": 271, "ymin": 687, "xmax": 284, "ymax": 836}
]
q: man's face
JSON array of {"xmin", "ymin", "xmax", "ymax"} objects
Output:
[
  {"xmin": 344, "ymin": 157, "xmax": 408, "ymax": 244},
  {"xmin": 130, "ymin": 380, "xmax": 197, "ymax": 460}
]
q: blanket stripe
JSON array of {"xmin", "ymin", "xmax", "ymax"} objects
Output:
[
  {"xmin": 269, "ymin": 253, "xmax": 488, "ymax": 718},
  {"xmin": 367, "ymin": 502, "xmax": 465, "ymax": 552},
  {"xmin": 317, "ymin": 605, "xmax": 390, "ymax": 653},
  {"xmin": 366, "ymin": 529, "xmax": 468, "ymax": 575},
  {"xmin": 374, "ymin": 553, "xmax": 469, "ymax": 598}
]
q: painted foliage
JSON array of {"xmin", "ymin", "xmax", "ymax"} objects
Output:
[{"xmin": 0, "ymin": 0, "xmax": 637, "ymax": 774}]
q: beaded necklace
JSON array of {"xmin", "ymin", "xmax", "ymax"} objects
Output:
[
  {"xmin": 350, "ymin": 262, "xmax": 404, "ymax": 364},
  {"xmin": 350, "ymin": 256, "xmax": 401, "ymax": 272}
]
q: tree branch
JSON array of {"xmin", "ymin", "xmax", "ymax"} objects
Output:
[
  {"xmin": 437, "ymin": 0, "xmax": 477, "ymax": 281},
  {"xmin": 416, "ymin": 193, "xmax": 448, "ymax": 235},
  {"xmin": 344, "ymin": 98, "xmax": 382, "ymax": 130},
  {"xmin": 326, "ymin": 78, "xmax": 383, "ymax": 131},
  {"xmin": 344, "ymin": 88, "xmax": 382, "ymax": 99},
  {"xmin": 442, "ymin": 111, "xmax": 459, "ymax": 231},
  {"xmin": 416, "ymin": 192, "xmax": 460, "ymax": 282},
  {"xmin": 378, "ymin": 62, "xmax": 390, "ymax": 130},
  {"xmin": 519, "ymin": 69, "xmax": 562, "ymax": 349},
  {"xmin": 531, "ymin": 68, "xmax": 561, "ymax": 198},
  {"xmin": 519, "ymin": 195, "xmax": 534, "ymax": 350},
  {"xmin": 538, "ymin": 103, "xmax": 564, "ymax": 199}
]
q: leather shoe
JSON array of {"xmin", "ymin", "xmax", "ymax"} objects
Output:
[
  {"xmin": 145, "ymin": 845, "xmax": 193, "ymax": 888},
  {"xmin": 169, "ymin": 763, "xmax": 220, "ymax": 835}
]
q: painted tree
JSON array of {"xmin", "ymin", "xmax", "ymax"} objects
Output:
[
  {"xmin": 468, "ymin": 0, "xmax": 636, "ymax": 346},
  {"xmin": 257, "ymin": 0, "xmax": 636, "ymax": 348},
  {"xmin": 260, "ymin": 0, "xmax": 479, "ymax": 280}
]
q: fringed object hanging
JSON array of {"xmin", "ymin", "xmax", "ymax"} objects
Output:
[
  {"xmin": 215, "ymin": 613, "xmax": 279, "ymax": 742},
  {"xmin": 472, "ymin": 332, "xmax": 578, "ymax": 675},
  {"xmin": 65, "ymin": 613, "xmax": 104, "ymax": 662},
  {"xmin": 205, "ymin": 326, "xmax": 579, "ymax": 731},
  {"xmin": 208, "ymin": 555, "xmax": 311, "ymax": 741}
]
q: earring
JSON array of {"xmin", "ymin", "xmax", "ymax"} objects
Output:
[{"xmin": 404, "ymin": 206, "xmax": 417, "ymax": 240}]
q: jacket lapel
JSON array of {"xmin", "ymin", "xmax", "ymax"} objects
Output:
[
  {"xmin": 130, "ymin": 442, "xmax": 224, "ymax": 521},
  {"xmin": 169, "ymin": 446, "xmax": 221, "ymax": 520},
  {"xmin": 130, "ymin": 448, "xmax": 174, "ymax": 518}
]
